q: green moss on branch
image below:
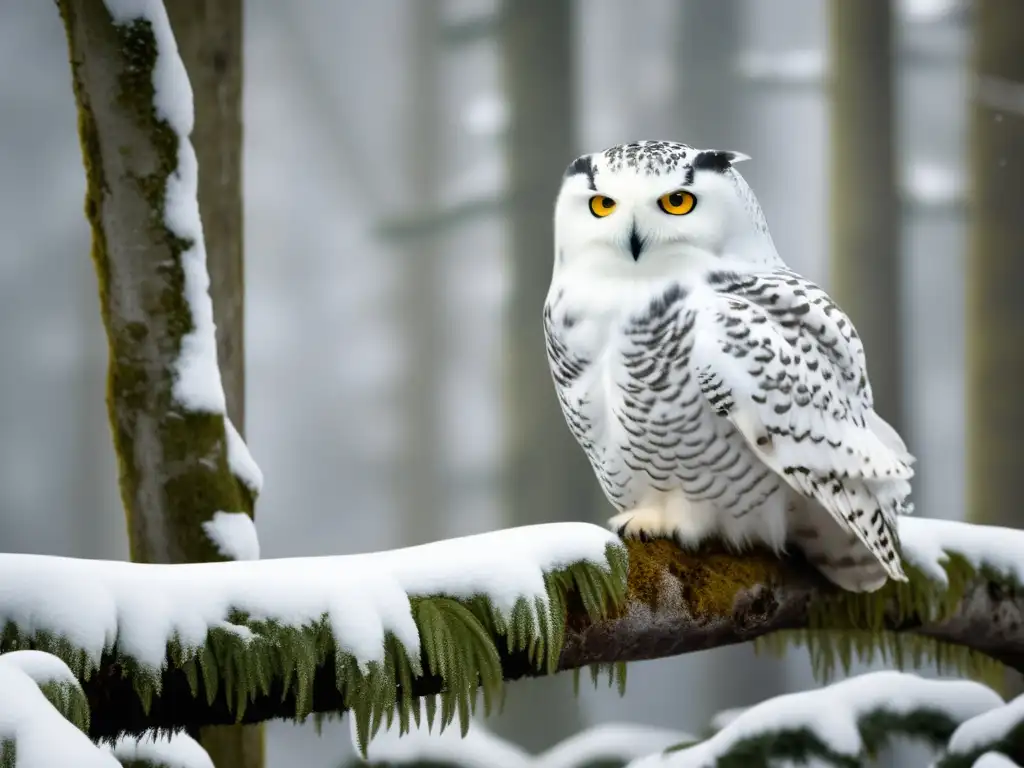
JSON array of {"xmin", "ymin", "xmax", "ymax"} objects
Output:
[{"xmin": 0, "ymin": 546, "xmax": 628, "ymax": 750}]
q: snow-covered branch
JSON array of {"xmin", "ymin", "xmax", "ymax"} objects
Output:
[
  {"xmin": 0, "ymin": 524, "xmax": 627, "ymax": 749},
  {"xmin": 625, "ymin": 671, "xmax": 1014, "ymax": 767},
  {"xmin": 1, "ymin": 518, "xmax": 1024, "ymax": 746},
  {"xmin": 351, "ymin": 706, "xmax": 693, "ymax": 768}
]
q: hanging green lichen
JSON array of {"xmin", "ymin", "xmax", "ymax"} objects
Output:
[
  {"xmin": 755, "ymin": 553, "xmax": 1008, "ymax": 688},
  {"xmin": 0, "ymin": 543, "xmax": 628, "ymax": 757}
]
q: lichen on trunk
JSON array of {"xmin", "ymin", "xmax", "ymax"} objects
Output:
[{"xmin": 58, "ymin": 0, "xmax": 254, "ymax": 566}]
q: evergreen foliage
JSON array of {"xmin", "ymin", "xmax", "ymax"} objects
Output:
[{"xmin": 0, "ymin": 544, "xmax": 628, "ymax": 758}]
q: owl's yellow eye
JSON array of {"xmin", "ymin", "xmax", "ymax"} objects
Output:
[
  {"xmin": 657, "ymin": 190, "xmax": 697, "ymax": 216},
  {"xmin": 589, "ymin": 195, "xmax": 617, "ymax": 218}
]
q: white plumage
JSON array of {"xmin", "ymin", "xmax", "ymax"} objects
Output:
[{"xmin": 545, "ymin": 140, "xmax": 914, "ymax": 593}]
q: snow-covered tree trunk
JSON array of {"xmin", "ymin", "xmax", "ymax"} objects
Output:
[
  {"xmin": 827, "ymin": 0, "xmax": 903, "ymax": 432},
  {"xmin": 158, "ymin": 5, "xmax": 262, "ymax": 768},
  {"xmin": 967, "ymin": 0, "xmax": 1024, "ymax": 696},
  {"xmin": 57, "ymin": 2, "xmax": 261, "ymax": 763},
  {"xmin": 165, "ymin": 0, "xmax": 245, "ymax": 430},
  {"xmin": 56, "ymin": 0, "xmax": 258, "ymax": 562}
]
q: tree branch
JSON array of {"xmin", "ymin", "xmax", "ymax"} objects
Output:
[{"xmin": 80, "ymin": 538, "xmax": 1024, "ymax": 740}]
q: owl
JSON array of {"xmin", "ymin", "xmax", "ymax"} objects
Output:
[{"xmin": 544, "ymin": 140, "xmax": 914, "ymax": 593}]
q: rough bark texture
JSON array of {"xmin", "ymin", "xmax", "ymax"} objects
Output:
[
  {"xmin": 165, "ymin": 0, "xmax": 245, "ymax": 430},
  {"xmin": 161, "ymin": 3, "xmax": 260, "ymax": 767},
  {"xmin": 76, "ymin": 538, "xmax": 1024, "ymax": 740},
  {"xmin": 967, "ymin": 0, "xmax": 1024, "ymax": 697},
  {"xmin": 498, "ymin": 0, "xmax": 591, "ymax": 750},
  {"xmin": 58, "ymin": 0, "xmax": 253, "ymax": 566},
  {"xmin": 58, "ymin": 1, "xmax": 257, "ymax": 763},
  {"xmin": 827, "ymin": 0, "xmax": 903, "ymax": 432}
]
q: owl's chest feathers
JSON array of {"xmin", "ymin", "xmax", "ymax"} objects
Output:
[{"xmin": 547, "ymin": 282, "xmax": 780, "ymax": 514}]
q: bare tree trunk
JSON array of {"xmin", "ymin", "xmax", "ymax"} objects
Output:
[
  {"xmin": 670, "ymin": 0, "xmax": 791, "ymax": 722},
  {"xmin": 496, "ymin": 0, "xmax": 589, "ymax": 751},
  {"xmin": 166, "ymin": 0, "xmax": 245, "ymax": 429},
  {"xmin": 162, "ymin": 3, "xmax": 261, "ymax": 766},
  {"xmin": 827, "ymin": 0, "xmax": 903, "ymax": 432},
  {"xmin": 967, "ymin": 0, "xmax": 1024, "ymax": 695},
  {"xmin": 399, "ymin": 0, "xmax": 445, "ymax": 547},
  {"xmin": 674, "ymin": 0, "xmax": 743, "ymax": 148},
  {"xmin": 58, "ymin": 1, "xmax": 259, "ymax": 764}
]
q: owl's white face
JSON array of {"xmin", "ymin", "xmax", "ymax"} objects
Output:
[{"xmin": 553, "ymin": 141, "xmax": 779, "ymax": 283}]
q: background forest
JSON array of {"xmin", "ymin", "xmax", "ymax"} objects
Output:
[{"xmin": 0, "ymin": 0, "xmax": 1016, "ymax": 766}]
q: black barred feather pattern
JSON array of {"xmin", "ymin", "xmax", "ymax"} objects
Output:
[
  {"xmin": 546, "ymin": 139, "xmax": 914, "ymax": 593},
  {"xmin": 544, "ymin": 269, "xmax": 914, "ymax": 592},
  {"xmin": 697, "ymin": 269, "xmax": 913, "ymax": 582},
  {"xmin": 545, "ymin": 282, "xmax": 783, "ymax": 532}
]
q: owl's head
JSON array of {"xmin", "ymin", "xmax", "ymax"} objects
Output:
[{"xmin": 553, "ymin": 140, "xmax": 781, "ymax": 280}]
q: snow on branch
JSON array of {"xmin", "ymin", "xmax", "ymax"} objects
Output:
[
  {"xmin": 350, "ymin": 704, "xmax": 693, "ymax": 768},
  {"xmin": 0, "ymin": 523, "xmax": 627, "ymax": 751},
  {"xmin": 938, "ymin": 693, "xmax": 1024, "ymax": 767},
  {"xmin": 973, "ymin": 755, "xmax": 1022, "ymax": 768},
  {"xmin": 625, "ymin": 671, "xmax": 1002, "ymax": 767},
  {"xmin": 104, "ymin": 732, "xmax": 214, "ymax": 768},
  {"xmin": 0, "ymin": 651, "xmax": 111, "ymax": 768},
  {"xmin": 2, "ymin": 517, "xmax": 1024, "ymax": 747}
]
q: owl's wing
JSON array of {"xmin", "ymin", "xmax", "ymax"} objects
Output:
[{"xmin": 690, "ymin": 270, "xmax": 913, "ymax": 579}]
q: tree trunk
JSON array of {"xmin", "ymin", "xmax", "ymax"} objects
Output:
[
  {"xmin": 496, "ymin": 0, "xmax": 589, "ymax": 751},
  {"xmin": 57, "ymin": 1, "xmax": 260, "ymax": 764},
  {"xmin": 162, "ymin": 3, "xmax": 261, "ymax": 766},
  {"xmin": 670, "ymin": 0, "xmax": 791, "ymax": 724},
  {"xmin": 166, "ymin": 0, "xmax": 245, "ymax": 430},
  {"xmin": 967, "ymin": 0, "xmax": 1024, "ymax": 694},
  {"xmin": 673, "ymin": 0, "xmax": 743, "ymax": 149},
  {"xmin": 827, "ymin": 0, "xmax": 903, "ymax": 432},
  {"xmin": 399, "ymin": 0, "xmax": 445, "ymax": 547}
]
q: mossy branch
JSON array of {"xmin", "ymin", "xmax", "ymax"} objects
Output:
[{"xmin": 3, "ymin": 537, "xmax": 1022, "ymax": 743}]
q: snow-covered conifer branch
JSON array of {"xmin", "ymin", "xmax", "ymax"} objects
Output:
[
  {"xmin": 0, "ymin": 651, "xmax": 216, "ymax": 768},
  {"xmin": 348, "ymin": 705, "xmax": 693, "ymax": 768},
  {"xmin": 0, "ymin": 524, "xmax": 627, "ymax": 751},
  {"xmin": 1, "ymin": 517, "xmax": 1024, "ymax": 747},
  {"xmin": 0, "ymin": 651, "xmax": 108, "ymax": 768},
  {"xmin": 105, "ymin": 732, "xmax": 214, "ymax": 768},
  {"xmin": 626, "ymin": 672, "xmax": 1002, "ymax": 767},
  {"xmin": 937, "ymin": 693, "xmax": 1024, "ymax": 767}
]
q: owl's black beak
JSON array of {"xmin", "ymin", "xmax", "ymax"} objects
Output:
[{"xmin": 628, "ymin": 221, "xmax": 646, "ymax": 262}]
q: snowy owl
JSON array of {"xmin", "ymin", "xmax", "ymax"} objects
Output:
[{"xmin": 544, "ymin": 140, "xmax": 914, "ymax": 593}]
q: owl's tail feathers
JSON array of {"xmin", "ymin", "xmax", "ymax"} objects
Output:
[{"xmin": 788, "ymin": 496, "xmax": 906, "ymax": 594}]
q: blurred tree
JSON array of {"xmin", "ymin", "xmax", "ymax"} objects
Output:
[
  {"xmin": 163, "ymin": 4, "xmax": 262, "ymax": 767},
  {"xmin": 673, "ymin": 0, "xmax": 743, "ymax": 149},
  {"xmin": 670, "ymin": 0, "xmax": 790, "ymax": 723},
  {"xmin": 401, "ymin": 0, "xmax": 445, "ymax": 547},
  {"xmin": 967, "ymin": 0, "xmax": 1024, "ymax": 693},
  {"xmin": 57, "ymin": 2, "xmax": 260, "ymax": 766},
  {"xmin": 827, "ymin": 0, "xmax": 903, "ymax": 433},
  {"xmin": 497, "ymin": 0, "xmax": 591, "ymax": 752}
]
